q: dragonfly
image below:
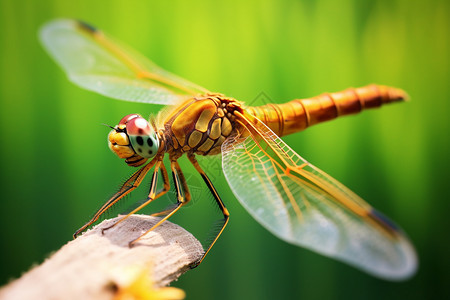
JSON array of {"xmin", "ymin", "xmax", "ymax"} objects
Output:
[{"xmin": 40, "ymin": 19, "xmax": 417, "ymax": 281}]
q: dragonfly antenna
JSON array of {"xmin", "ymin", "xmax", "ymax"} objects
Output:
[{"xmin": 101, "ymin": 123, "xmax": 116, "ymax": 130}]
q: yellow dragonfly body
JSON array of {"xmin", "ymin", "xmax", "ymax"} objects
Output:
[{"xmin": 40, "ymin": 19, "xmax": 417, "ymax": 280}]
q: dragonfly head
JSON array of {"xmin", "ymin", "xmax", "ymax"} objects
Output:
[{"xmin": 108, "ymin": 114, "xmax": 160, "ymax": 167}]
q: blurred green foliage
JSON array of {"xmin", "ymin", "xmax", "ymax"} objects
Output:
[{"xmin": 0, "ymin": 0, "xmax": 448, "ymax": 299}]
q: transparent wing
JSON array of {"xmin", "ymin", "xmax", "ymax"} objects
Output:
[
  {"xmin": 222, "ymin": 112, "xmax": 417, "ymax": 280},
  {"xmin": 39, "ymin": 19, "xmax": 210, "ymax": 105}
]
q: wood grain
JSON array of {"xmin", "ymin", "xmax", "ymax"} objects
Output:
[{"xmin": 0, "ymin": 215, "xmax": 203, "ymax": 300}]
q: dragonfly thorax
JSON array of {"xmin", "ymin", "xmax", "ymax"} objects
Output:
[
  {"xmin": 162, "ymin": 94, "xmax": 241, "ymax": 157},
  {"xmin": 108, "ymin": 114, "xmax": 160, "ymax": 167}
]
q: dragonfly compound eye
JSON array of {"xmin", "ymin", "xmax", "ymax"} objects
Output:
[{"xmin": 126, "ymin": 116, "xmax": 160, "ymax": 158}]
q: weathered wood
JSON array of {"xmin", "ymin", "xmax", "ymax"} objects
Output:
[{"xmin": 0, "ymin": 215, "xmax": 203, "ymax": 300}]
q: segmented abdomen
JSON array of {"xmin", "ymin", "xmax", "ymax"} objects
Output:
[{"xmin": 246, "ymin": 84, "xmax": 408, "ymax": 137}]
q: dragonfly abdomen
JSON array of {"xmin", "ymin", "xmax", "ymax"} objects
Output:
[{"xmin": 247, "ymin": 84, "xmax": 408, "ymax": 137}]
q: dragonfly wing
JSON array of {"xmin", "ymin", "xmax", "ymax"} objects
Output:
[
  {"xmin": 221, "ymin": 113, "xmax": 417, "ymax": 280},
  {"xmin": 39, "ymin": 19, "xmax": 210, "ymax": 105}
]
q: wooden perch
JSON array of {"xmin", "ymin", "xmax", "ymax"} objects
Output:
[{"xmin": 0, "ymin": 215, "xmax": 204, "ymax": 300}]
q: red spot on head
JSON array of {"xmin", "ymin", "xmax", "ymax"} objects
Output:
[
  {"xmin": 126, "ymin": 117, "xmax": 152, "ymax": 136},
  {"xmin": 119, "ymin": 114, "xmax": 141, "ymax": 126}
]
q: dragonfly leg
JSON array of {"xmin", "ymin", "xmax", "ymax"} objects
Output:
[
  {"xmin": 101, "ymin": 158, "xmax": 170, "ymax": 234},
  {"xmin": 128, "ymin": 159, "xmax": 190, "ymax": 247},
  {"xmin": 151, "ymin": 162, "xmax": 181, "ymax": 217},
  {"xmin": 187, "ymin": 153, "xmax": 229, "ymax": 268},
  {"xmin": 73, "ymin": 158, "xmax": 158, "ymax": 238}
]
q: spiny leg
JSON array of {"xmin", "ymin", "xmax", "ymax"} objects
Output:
[
  {"xmin": 101, "ymin": 158, "xmax": 170, "ymax": 233},
  {"xmin": 188, "ymin": 153, "xmax": 230, "ymax": 268},
  {"xmin": 150, "ymin": 162, "xmax": 178, "ymax": 217},
  {"xmin": 73, "ymin": 158, "xmax": 157, "ymax": 238},
  {"xmin": 150, "ymin": 157, "xmax": 191, "ymax": 217},
  {"xmin": 128, "ymin": 159, "xmax": 190, "ymax": 247}
]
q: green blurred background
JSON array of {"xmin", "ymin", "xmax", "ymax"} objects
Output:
[{"xmin": 1, "ymin": 0, "xmax": 448, "ymax": 299}]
